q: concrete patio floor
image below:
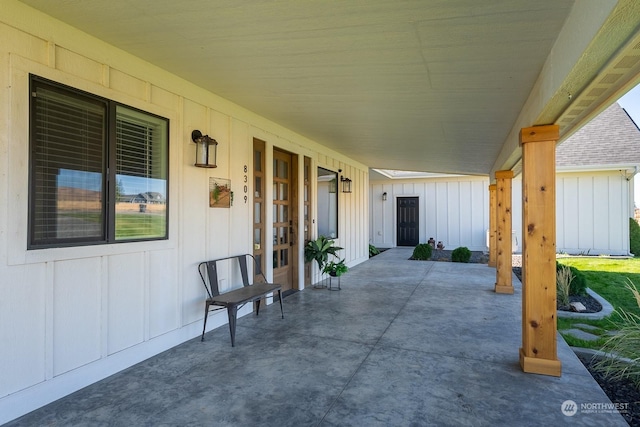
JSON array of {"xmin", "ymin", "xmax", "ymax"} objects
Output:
[{"xmin": 5, "ymin": 248, "xmax": 628, "ymax": 426}]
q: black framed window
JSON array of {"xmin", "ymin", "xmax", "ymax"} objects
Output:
[{"xmin": 29, "ymin": 75, "xmax": 169, "ymax": 248}]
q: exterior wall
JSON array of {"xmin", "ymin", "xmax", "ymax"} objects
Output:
[
  {"xmin": 312, "ymin": 157, "xmax": 369, "ymax": 285},
  {"xmin": 371, "ymin": 170, "xmax": 632, "ymax": 256},
  {"xmin": 370, "ymin": 176, "xmax": 490, "ymax": 251},
  {"xmin": 512, "ymin": 171, "xmax": 632, "ymax": 256},
  {"xmin": 0, "ymin": 3, "xmax": 368, "ymax": 422}
]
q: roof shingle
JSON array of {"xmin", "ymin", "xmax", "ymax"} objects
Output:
[{"xmin": 556, "ymin": 102, "xmax": 640, "ymax": 168}]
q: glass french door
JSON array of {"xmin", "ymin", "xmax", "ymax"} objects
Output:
[
  {"xmin": 273, "ymin": 149, "xmax": 294, "ymax": 292},
  {"xmin": 253, "ymin": 139, "xmax": 266, "ymax": 282},
  {"xmin": 303, "ymin": 156, "xmax": 312, "ymax": 286}
]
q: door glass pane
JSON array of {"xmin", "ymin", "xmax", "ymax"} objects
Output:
[
  {"xmin": 273, "ymin": 205, "xmax": 277, "ymax": 222},
  {"xmin": 304, "ymin": 205, "xmax": 309, "ymax": 221},
  {"xmin": 273, "ymin": 251, "xmax": 278, "ymax": 268},
  {"xmin": 279, "ymin": 160, "xmax": 288, "ymax": 179},
  {"xmin": 273, "ymin": 182, "xmax": 277, "ymax": 200},
  {"xmin": 273, "ymin": 227, "xmax": 277, "ymax": 244},
  {"xmin": 280, "ymin": 205, "xmax": 288, "ymax": 223},
  {"xmin": 254, "ymin": 228, "xmax": 261, "ymax": 246},
  {"xmin": 254, "ymin": 150, "xmax": 262, "ymax": 172},
  {"xmin": 254, "ymin": 202, "xmax": 261, "ymax": 223},
  {"xmin": 255, "ymin": 177, "xmax": 262, "ymax": 198},
  {"xmin": 279, "ymin": 226, "xmax": 288, "ymax": 244},
  {"xmin": 281, "ymin": 248, "xmax": 288, "ymax": 266},
  {"xmin": 279, "ymin": 183, "xmax": 288, "ymax": 201}
]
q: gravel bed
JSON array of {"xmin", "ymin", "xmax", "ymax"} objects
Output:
[
  {"xmin": 577, "ymin": 353, "xmax": 640, "ymax": 426},
  {"xmin": 511, "ymin": 266, "xmax": 602, "ymax": 313}
]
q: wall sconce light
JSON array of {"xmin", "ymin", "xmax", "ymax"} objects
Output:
[
  {"xmin": 339, "ymin": 169, "xmax": 352, "ymax": 193},
  {"xmin": 192, "ymin": 130, "xmax": 218, "ymax": 168},
  {"xmin": 382, "ymin": 192, "xmax": 388, "ymax": 201}
]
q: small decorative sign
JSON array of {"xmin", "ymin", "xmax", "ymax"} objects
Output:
[{"xmin": 209, "ymin": 177, "xmax": 231, "ymax": 208}]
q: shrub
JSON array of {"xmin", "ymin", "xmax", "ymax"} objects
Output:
[
  {"xmin": 412, "ymin": 243, "xmax": 432, "ymax": 260},
  {"xmin": 369, "ymin": 244, "xmax": 381, "ymax": 257},
  {"xmin": 556, "ymin": 262, "xmax": 587, "ymax": 296},
  {"xmin": 568, "ymin": 266, "xmax": 587, "ymax": 296},
  {"xmin": 630, "ymin": 218, "xmax": 640, "ymax": 257},
  {"xmin": 451, "ymin": 246, "xmax": 471, "ymax": 263},
  {"xmin": 594, "ymin": 279, "xmax": 640, "ymax": 387},
  {"xmin": 556, "ymin": 265, "xmax": 573, "ymax": 308}
]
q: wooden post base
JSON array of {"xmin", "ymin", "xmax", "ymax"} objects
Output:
[
  {"xmin": 494, "ymin": 284, "xmax": 514, "ymax": 294},
  {"xmin": 519, "ymin": 348, "xmax": 562, "ymax": 377}
]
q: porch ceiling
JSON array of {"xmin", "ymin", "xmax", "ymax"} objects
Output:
[{"xmin": 17, "ymin": 0, "xmax": 640, "ymax": 175}]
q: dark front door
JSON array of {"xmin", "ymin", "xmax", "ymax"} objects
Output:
[{"xmin": 397, "ymin": 197, "xmax": 419, "ymax": 246}]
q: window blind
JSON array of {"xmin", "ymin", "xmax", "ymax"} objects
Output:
[
  {"xmin": 31, "ymin": 84, "xmax": 106, "ymax": 244},
  {"xmin": 114, "ymin": 106, "xmax": 168, "ymax": 240}
]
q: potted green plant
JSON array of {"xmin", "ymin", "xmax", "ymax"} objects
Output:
[
  {"xmin": 322, "ymin": 259, "xmax": 348, "ymax": 277},
  {"xmin": 304, "ymin": 236, "xmax": 343, "ymax": 272}
]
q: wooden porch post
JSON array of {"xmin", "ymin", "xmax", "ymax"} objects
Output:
[
  {"xmin": 488, "ymin": 184, "xmax": 497, "ymax": 267},
  {"xmin": 494, "ymin": 171, "xmax": 513, "ymax": 294},
  {"xmin": 519, "ymin": 125, "xmax": 561, "ymax": 377}
]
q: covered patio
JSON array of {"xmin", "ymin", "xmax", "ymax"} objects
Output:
[{"xmin": 6, "ymin": 249, "xmax": 626, "ymax": 426}]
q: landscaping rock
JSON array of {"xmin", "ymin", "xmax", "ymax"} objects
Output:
[
  {"xmin": 570, "ymin": 301, "xmax": 587, "ymax": 312},
  {"xmin": 577, "ymin": 352, "xmax": 640, "ymax": 426},
  {"xmin": 573, "ymin": 323, "xmax": 601, "ymax": 331},
  {"xmin": 560, "ymin": 328, "xmax": 600, "ymax": 341}
]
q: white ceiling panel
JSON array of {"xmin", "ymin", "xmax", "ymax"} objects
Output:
[{"xmin": 18, "ymin": 0, "xmax": 639, "ymax": 176}]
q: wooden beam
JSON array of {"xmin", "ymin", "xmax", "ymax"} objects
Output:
[
  {"xmin": 494, "ymin": 170, "xmax": 513, "ymax": 294},
  {"xmin": 488, "ymin": 184, "xmax": 497, "ymax": 268},
  {"xmin": 519, "ymin": 124, "xmax": 561, "ymax": 377}
]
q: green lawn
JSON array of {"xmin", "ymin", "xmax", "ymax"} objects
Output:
[
  {"xmin": 557, "ymin": 257, "xmax": 640, "ymax": 349},
  {"xmin": 116, "ymin": 213, "xmax": 166, "ymax": 239},
  {"xmin": 62, "ymin": 212, "xmax": 166, "ymax": 239}
]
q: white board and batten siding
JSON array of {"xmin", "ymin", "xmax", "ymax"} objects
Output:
[
  {"xmin": 372, "ymin": 170, "xmax": 632, "ymax": 256},
  {"xmin": 512, "ymin": 172, "xmax": 632, "ymax": 256},
  {"xmin": 370, "ymin": 176, "xmax": 490, "ymax": 251}
]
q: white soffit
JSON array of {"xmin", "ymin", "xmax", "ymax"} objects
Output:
[
  {"xmin": 15, "ymin": 0, "xmax": 640, "ymax": 176},
  {"xmin": 372, "ymin": 169, "xmax": 468, "ymax": 180}
]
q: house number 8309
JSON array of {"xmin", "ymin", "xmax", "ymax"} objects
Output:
[{"xmin": 243, "ymin": 165, "xmax": 248, "ymax": 203}]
